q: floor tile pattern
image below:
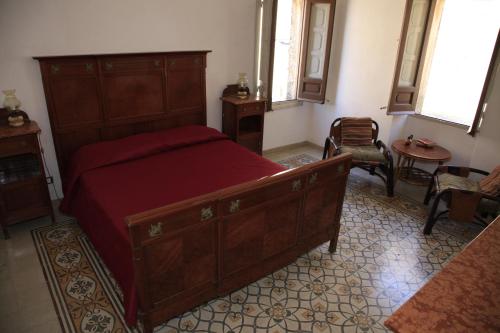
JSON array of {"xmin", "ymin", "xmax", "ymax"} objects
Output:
[{"xmin": 30, "ymin": 154, "xmax": 482, "ymax": 333}]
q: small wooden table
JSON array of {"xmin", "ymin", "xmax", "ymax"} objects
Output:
[{"xmin": 391, "ymin": 139, "xmax": 451, "ymax": 186}]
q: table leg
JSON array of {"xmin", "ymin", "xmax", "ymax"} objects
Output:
[
  {"xmin": 406, "ymin": 158, "xmax": 415, "ymax": 178},
  {"xmin": 394, "ymin": 154, "xmax": 402, "ymax": 184}
]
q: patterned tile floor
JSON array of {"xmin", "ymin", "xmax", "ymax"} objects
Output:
[
  {"xmin": 154, "ymin": 155, "xmax": 482, "ymax": 332},
  {"xmin": 1, "ymin": 149, "xmax": 484, "ymax": 333}
]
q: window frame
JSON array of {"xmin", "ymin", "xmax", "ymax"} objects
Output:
[
  {"xmin": 296, "ymin": 0, "xmax": 336, "ymax": 103},
  {"xmin": 265, "ymin": 0, "xmax": 336, "ymax": 110},
  {"xmin": 468, "ymin": 29, "xmax": 500, "ymax": 136},
  {"xmin": 389, "ymin": 0, "xmax": 499, "ymax": 136},
  {"xmin": 387, "ymin": 0, "xmax": 437, "ymax": 114}
]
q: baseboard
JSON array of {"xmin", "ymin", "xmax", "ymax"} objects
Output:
[{"xmin": 263, "ymin": 141, "xmax": 323, "ymax": 155}]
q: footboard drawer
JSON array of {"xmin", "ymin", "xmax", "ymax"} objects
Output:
[
  {"xmin": 127, "ymin": 198, "xmax": 219, "ymax": 316},
  {"xmin": 221, "ymin": 193, "xmax": 302, "ymax": 278},
  {"xmin": 143, "ymin": 221, "xmax": 217, "ymax": 306},
  {"xmin": 300, "ymin": 156, "xmax": 350, "ymax": 251}
]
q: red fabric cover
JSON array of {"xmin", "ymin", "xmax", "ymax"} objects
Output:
[
  {"xmin": 60, "ymin": 126, "xmax": 286, "ymax": 326},
  {"xmin": 60, "ymin": 125, "xmax": 227, "ymax": 212}
]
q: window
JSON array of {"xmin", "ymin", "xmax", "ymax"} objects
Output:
[
  {"xmin": 271, "ymin": 0, "xmax": 303, "ymax": 102},
  {"xmin": 256, "ymin": 0, "xmax": 336, "ymax": 108},
  {"xmin": 388, "ymin": 0, "xmax": 499, "ymax": 133}
]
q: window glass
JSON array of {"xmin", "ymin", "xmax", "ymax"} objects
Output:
[
  {"xmin": 398, "ymin": 0, "xmax": 430, "ymax": 87},
  {"xmin": 419, "ymin": 0, "xmax": 499, "ymax": 125}
]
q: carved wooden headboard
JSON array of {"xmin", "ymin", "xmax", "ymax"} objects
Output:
[{"xmin": 34, "ymin": 51, "xmax": 211, "ymax": 177}]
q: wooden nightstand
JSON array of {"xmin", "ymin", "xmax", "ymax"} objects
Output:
[
  {"xmin": 0, "ymin": 112, "xmax": 54, "ymax": 239},
  {"xmin": 221, "ymin": 93, "xmax": 266, "ymax": 155}
]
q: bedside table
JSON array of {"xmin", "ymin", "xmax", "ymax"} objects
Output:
[
  {"xmin": 0, "ymin": 118, "xmax": 55, "ymax": 239},
  {"xmin": 221, "ymin": 95, "xmax": 266, "ymax": 155}
]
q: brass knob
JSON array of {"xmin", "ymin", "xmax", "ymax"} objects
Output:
[{"xmin": 51, "ymin": 64, "xmax": 60, "ymax": 74}]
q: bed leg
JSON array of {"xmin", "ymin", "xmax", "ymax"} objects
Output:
[
  {"xmin": 328, "ymin": 237, "xmax": 338, "ymax": 253},
  {"xmin": 141, "ymin": 318, "xmax": 154, "ymax": 333},
  {"xmin": 328, "ymin": 241, "xmax": 336, "ymax": 253},
  {"xmin": 328, "ymin": 225, "xmax": 340, "ymax": 253}
]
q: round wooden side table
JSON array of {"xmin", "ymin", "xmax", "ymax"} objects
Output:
[{"xmin": 391, "ymin": 139, "xmax": 451, "ymax": 186}]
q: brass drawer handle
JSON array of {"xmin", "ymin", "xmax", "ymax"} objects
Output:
[
  {"xmin": 85, "ymin": 63, "xmax": 93, "ymax": 72},
  {"xmin": 201, "ymin": 206, "xmax": 213, "ymax": 221},
  {"xmin": 51, "ymin": 65, "xmax": 60, "ymax": 74},
  {"xmin": 292, "ymin": 179, "xmax": 302, "ymax": 191},
  {"xmin": 229, "ymin": 200, "xmax": 240, "ymax": 213},
  {"xmin": 309, "ymin": 172, "xmax": 318, "ymax": 185},
  {"xmin": 148, "ymin": 222, "xmax": 162, "ymax": 238},
  {"xmin": 154, "ymin": 60, "xmax": 160, "ymax": 67},
  {"xmin": 169, "ymin": 59, "xmax": 176, "ymax": 66},
  {"xmin": 105, "ymin": 62, "xmax": 113, "ymax": 70}
]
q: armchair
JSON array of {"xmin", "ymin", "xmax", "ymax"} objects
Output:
[
  {"xmin": 323, "ymin": 117, "xmax": 394, "ymax": 196},
  {"xmin": 423, "ymin": 165, "xmax": 500, "ymax": 234}
]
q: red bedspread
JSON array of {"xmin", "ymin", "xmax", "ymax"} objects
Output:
[{"xmin": 60, "ymin": 125, "xmax": 286, "ymax": 325}]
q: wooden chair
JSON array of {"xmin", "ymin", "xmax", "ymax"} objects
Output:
[
  {"xmin": 423, "ymin": 165, "xmax": 500, "ymax": 234},
  {"xmin": 323, "ymin": 117, "xmax": 394, "ymax": 196}
]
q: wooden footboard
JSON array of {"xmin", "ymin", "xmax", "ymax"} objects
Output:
[{"xmin": 126, "ymin": 153, "xmax": 351, "ymax": 332}]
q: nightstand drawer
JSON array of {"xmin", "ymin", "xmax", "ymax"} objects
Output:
[
  {"xmin": 0, "ymin": 135, "xmax": 37, "ymax": 158},
  {"xmin": 238, "ymin": 102, "xmax": 265, "ymax": 116},
  {"xmin": 1, "ymin": 177, "xmax": 51, "ymax": 225}
]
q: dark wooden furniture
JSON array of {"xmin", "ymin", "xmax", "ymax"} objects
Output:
[
  {"xmin": 36, "ymin": 51, "xmax": 352, "ymax": 333},
  {"xmin": 391, "ymin": 139, "xmax": 451, "ymax": 186},
  {"xmin": 0, "ymin": 113, "xmax": 54, "ymax": 239},
  {"xmin": 323, "ymin": 117, "xmax": 394, "ymax": 196},
  {"xmin": 221, "ymin": 90, "xmax": 266, "ymax": 155},
  {"xmin": 423, "ymin": 165, "xmax": 499, "ymax": 234},
  {"xmin": 34, "ymin": 51, "xmax": 211, "ymax": 177},
  {"xmin": 385, "ymin": 216, "xmax": 500, "ymax": 333},
  {"xmin": 128, "ymin": 153, "xmax": 351, "ymax": 332}
]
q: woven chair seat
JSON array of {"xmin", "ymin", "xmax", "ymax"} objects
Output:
[
  {"xmin": 340, "ymin": 145, "xmax": 386, "ymax": 163},
  {"xmin": 437, "ymin": 173, "xmax": 480, "ymax": 193}
]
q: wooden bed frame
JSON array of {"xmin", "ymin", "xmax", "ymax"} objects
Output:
[{"xmin": 35, "ymin": 51, "xmax": 352, "ymax": 332}]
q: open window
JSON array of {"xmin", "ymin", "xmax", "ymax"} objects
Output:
[
  {"xmin": 388, "ymin": 0, "xmax": 499, "ymax": 136},
  {"xmin": 388, "ymin": 0, "xmax": 435, "ymax": 114},
  {"xmin": 256, "ymin": 0, "xmax": 336, "ymax": 109}
]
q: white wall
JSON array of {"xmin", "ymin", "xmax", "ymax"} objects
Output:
[
  {"xmin": 401, "ymin": 58, "xmax": 500, "ymax": 171},
  {"xmin": 263, "ymin": 104, "xmax": 311, "ymax": 150},
  {"xmin": 308, "ymin": 0, "xmax": 500, "ymax": 173},
  {"xmin": 308, "ymin": 0, "xmax": 407, "ymax": 146},
  {"xmin": 2, "ymin": 0, "xmax": 498, "ymax": 199},
  {"xmin": 469, "ymin": 64, "xmax": 500, "ymax": 172},
  {"xmin": 0, "ymin": 0, "xmax": 309, "ymax": 198}
]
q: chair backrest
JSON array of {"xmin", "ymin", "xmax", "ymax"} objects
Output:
[
  {"xmin": 329, "ymin": 117, "xmax": 379, "ymax": 143},
  {"xmin": 479, "ymin": 165, "xmax": 500, "ymax": 197}
]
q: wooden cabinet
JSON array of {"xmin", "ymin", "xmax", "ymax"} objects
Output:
[
  {"xmin": 0, "ymin": 119, "xmax": 54, "ymax": 238},
  {"xmin": 221, "ymin": 95, "xmax": 266, "ymax": 155}
]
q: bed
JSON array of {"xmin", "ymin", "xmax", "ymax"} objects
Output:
[{"xmin": 36, "ymin": 51, "xmax": 352, "ymax": 332}]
